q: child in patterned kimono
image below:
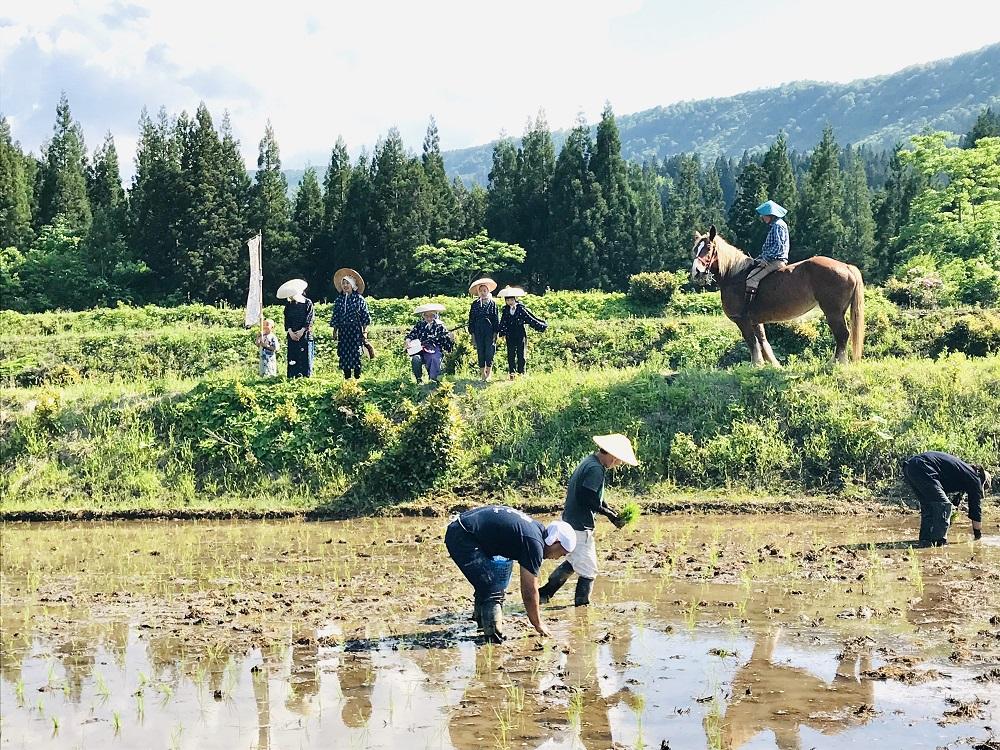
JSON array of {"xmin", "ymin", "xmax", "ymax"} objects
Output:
[
  {"xmin": 256, "ymin": 318, "xmax": 280, "ymax": 377},
  {"xmin": 467, "ymin": 278, "xmax": 499, "ymax": 382},
  {"xmin": 406, "ymin": 303, "xmax": 454, "ymax": 383},
  {"xmin": 496, "ymin": 286, "xmax": 547, "ymax": 379}
]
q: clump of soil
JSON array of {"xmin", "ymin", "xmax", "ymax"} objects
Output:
[
  {"xmin": 974, "ymin": 668, "xmax": 1000, "ymax": 683},
  {"xmin": 861, "ymin": 659, "xmax": 941, "ymax": 685},
  {"xmin": 938, "ymin": 696, "xmax": 990, "ymax": 725}
]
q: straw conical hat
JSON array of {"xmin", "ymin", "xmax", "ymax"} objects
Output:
[
  {"xmin": 497, "ymin": 286, "xmax": 527, "ymax": 298},
  {"xmin": 276, "ymin": 279, "xmax": 308, "ymax": 300},
  {"xmin": 469, "ymin": 277, "xmax": 497, "ymax": 295},
  {"xmin": 414, "ymin": 303, "xmax": 446, "ymax": 314},
  {"xmin": 334, "ymin": 267, "xmax": 365, "ymax": 295},
  {"xmin": 593, "ymin": 434, "xmax": 639, "ymax": 466}
]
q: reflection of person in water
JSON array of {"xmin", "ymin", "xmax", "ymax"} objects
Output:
[
  {"xmin": 251, "ymin": 659, "xmax": 272, "ymax": 750},
  {"xmin": 339, "ymin": 652, "xmax": 376, "ymax": 729},
  {"xmin": 285, "ymin": 637, "xmax": 320, "ymax": 716},
  {"xmin": 712, "ymin": 629, "xmax": 874, "ymax": 750}
]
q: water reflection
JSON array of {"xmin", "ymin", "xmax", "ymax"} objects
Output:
[{"xmin": 715, "ymin": 629, "xmax": 874, "ymax": 750}]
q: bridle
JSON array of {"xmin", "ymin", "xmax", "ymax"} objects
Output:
[{"xmin": 692, "ymin": 238, "xmax": 718, "ymax": 283}]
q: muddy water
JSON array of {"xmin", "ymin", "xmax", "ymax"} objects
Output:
[{"xmin": 2, "ymin": 515, "xmax": 999, "ymax": 750}]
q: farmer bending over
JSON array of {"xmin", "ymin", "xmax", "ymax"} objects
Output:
[
  {"xmin": 538, "ymin": 434, "xmax": 639, "ymax": 607},
  {"xmin": 445, "ymin": 506, "xmax": 575, "ymax": 643},
  {"xmin": 739, "ymin": 200, "xmax": 789, "ymax": 318},
  {"xmin": 903, "ymin": 451, "xmax": 991, "ymax": 546}
]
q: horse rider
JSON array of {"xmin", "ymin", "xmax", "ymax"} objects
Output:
[{"xmin": 740, "ymin": 200, "xmax": 790, "ymax": 318}]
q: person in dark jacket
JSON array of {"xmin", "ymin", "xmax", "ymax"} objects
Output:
[
  {"xmin": 277, "ymin": 278, "xmax": 315, "ymax": 378},
  {"xmin": 903, "ymin": 451, "xmax": 991, "ymax": 546},
  {"xmin": 496, "ymin": 286, "xmax": 547, "ymax": 380},
  {"xmin": 406, "ymin": 303, "xmax": 455, "ymax": 383},
  {"xmin": 538, "ymin": 434, "xmax": 639, "ymax": 607},
  {"xmin": 330, "ymin": 268, "xmax": 371, "ymax": 380},
  {"xmin": 445, "ymin": 505, "xmax": 576, "ymax": 643},
  {"xmin": 467, "ymin": 277, "xmax": 499, "ymax": 382}
]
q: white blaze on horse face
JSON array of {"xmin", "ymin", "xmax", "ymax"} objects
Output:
[{"xmin": 691, "ymin": 240, "xmax": 707, "ymax": 280}]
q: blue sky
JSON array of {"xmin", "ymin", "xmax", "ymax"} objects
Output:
[{"xmin": 2, "ymin": 0, "xmax": 998, "ymax": 176}]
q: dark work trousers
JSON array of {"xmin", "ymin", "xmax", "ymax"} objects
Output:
[
  {"xmin": 506, "ymin": 336, "xmax": 527, "ymax": 374},
  {"xmin": 444, "ymin": 521, "xmax": 513, "ymax": 605},
  {"xmin": 903, "ymin": 458, "xmax": 953, "ymax": 542}
]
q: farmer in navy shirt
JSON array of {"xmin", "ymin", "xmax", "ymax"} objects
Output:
[
  {"xmin": 903, "ymin": 451, "xmax": 991, "ymax": 546},
  {"xmin": 445, "ymin": 506, "xmax": 575, "ymax": 642}
]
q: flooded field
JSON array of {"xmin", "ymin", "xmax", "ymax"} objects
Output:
[{"xmin": 2, "ymin": 515, "xmax": 999, "ymax": 750}]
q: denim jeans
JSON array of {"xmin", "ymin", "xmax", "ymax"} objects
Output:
[
  {"xmin": 445, "ymin": 521, "xmax": 514, "ymax": 605},
  {"xmin": 904, "ymin": 458, "xmax": 953, "ymax": 542}
]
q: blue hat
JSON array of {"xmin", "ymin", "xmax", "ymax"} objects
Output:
[{"xmin": 756, "ymin": 200, "xmax": 787, "ymax": 218}]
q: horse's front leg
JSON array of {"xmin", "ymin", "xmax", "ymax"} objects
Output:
[
  {"xmin": 756, "ymin": 324, "xmax": 781, "ymax": 367},
  {"xmin": 736, "ymin": 319, "xmax": 764, "ymax": 366}
]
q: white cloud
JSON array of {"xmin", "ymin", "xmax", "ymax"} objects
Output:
[{"xmin": 1, "ymin": 0, "xmax": 998, "ymax": 176}]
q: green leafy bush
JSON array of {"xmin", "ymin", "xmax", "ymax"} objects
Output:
[
  {"xmin": 932, "ymin": 312, "xmax": 1000, "ymax": 357},
  {"xmin": 628, "ymin": 271, "xmax": 681, "ymax": 306}
]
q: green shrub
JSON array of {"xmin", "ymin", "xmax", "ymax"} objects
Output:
[
  {"xmin": 628, "ymin": 271, "xmax": 680, "ymax": 307},
  {"xmin": 933, "ymin": 312, "xmax": 1000, "ymax": 357},
  {"xmin": 885, "ymin": 263, "xmax": 947, "ymax": 308}
]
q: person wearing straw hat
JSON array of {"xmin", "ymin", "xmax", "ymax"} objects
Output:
[
  {"xmin": 330, "ymin": 268, "xmax": 372, "ymax": 380},
  {"xmin": 902, "ymin": 451, "xmax": 992, "ymax": 546},
  {"xmin": 445, "ymin": 505, "xmax": 576, "ymax": 642},
  {"xmin": 739, "ymin": 199, "xmax": 790, "ymax": 318},
  {"xmin": 467, "ymin": 278, "xmax": 499, "ymax": 382},
  {"xmin": 538, "ymin": 434, "xmax": 639, "ymax": 607},
  {"xmin": 277, "ymin": 279, "xmax": 315, "ymax": 378},
  {"xmin": 497, "ymin": 286, "xmax": 547, "ymax": 380},
  {"xmin": 406, "ymin": 303, "xmax": 455, "ymax": 383}
]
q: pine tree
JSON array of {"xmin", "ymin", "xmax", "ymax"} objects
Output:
[
  {"xmin": 547, "ymin": 117, "xmax": 606, "ymax": 289},
  {"xmin": 251, "ymin": 122, "xmax": 297, "ymax": 292},
  {"xmin": 514, "ymin": 113, "xmax": 556, "ymax": 286},
  {"xmin": 84, "ymin": 132, "xmax": 128, "ymax": 300},
  {"xmin": 796, "ymin": 126, "xmax": 847, "ymax": 260},
  {"xmin": 129, "ymin": 107, "xmax": 183, "ymax": 299},
  {"xmin": 292, "ymin": 167, "xmax": 324, "ymax": 293},
  {"xmin": 629, "ymin": 161, "xmax": 668, "ymax": 272},
  {"xmin": 762, "ymin": 131, "xmax": 798, "ymax": 230},
  {"xmin": 0, "ymin": 117, "xmax": 34, "ymax": 249},
  {"xmin": 591, "ymin": 104, "xmax": 639, "ymax": 288},
  {"xmin": 701, "ymin": 161, "xmax": 727, "ymax": 235},
  {"xmin": 485, "ymin": 137, "xmax": 519, "ymax": 244},
  {"xmin": 38, "ymin": 93, "xmax": 91, "ymax": 234},
  {"xmin": 421, "ymin": 117, "xmax": 459, "ymax": 242},
  {"xmin": 962, "ymin": 106, "xmax": 1000, "ymax": 148},
  {"xmin": 453, "ymin": 178, "xmax": 487, "ymax": 238},
  {"xmin": 727, "ymin": 162, "xmax": 769, "ymax": 252},
  {"xmin": 840, "ymin": 146, "xmax": 876, "ymax": 272},
  {"xmin": 664, "ymin": 154, "xmax": 704, "ymax": 271},
  {"xmin": 320, "ymin": 137, "xmax": 351, "ymax": 270},
  {"xmin": 218, "ymin": 113, "xmax": 252, "ymax": 300},
  {"xmin": 335, "ymin": 152, "xmax": 375, "ymax": 282},
  {"xmin": 872, "ymin": 144, "xmax": 925, "ymax": 282},
  {"xmin": 715, "ymin": 156, "xmax": 738, "ymax": 209}
]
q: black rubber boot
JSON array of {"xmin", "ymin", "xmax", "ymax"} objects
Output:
[
  {"xmin": 575, "ymin": 577, "xmax": 595, "ymax": 607},
  {"xmin": 481, "ymin": 603, "xmax": 505, "ymax": 643},
  {"xmin": 538, "ymin": 561, "xmax": 575, "ymax": 604},
  {"xmin": 738, "ymin": 290, "xmax": 756, "ymax": 318},
  {"xmin": 472, "ymin": 601, "xmax": 484, "ymax": 631}
]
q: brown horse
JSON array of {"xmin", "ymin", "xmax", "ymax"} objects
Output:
[{"xmin": 690, "ymin": 226, "xmax": 865, "ymax": 365}]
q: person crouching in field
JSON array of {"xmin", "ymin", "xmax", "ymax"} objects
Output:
[
  {"xmin": 256, "ymin": 318, "xmax": 280, "ymax": 377},
  {"xmin": 445, "ymin": 505, "xmax": 576, "ymax": 642},
  {"xmin": 539, "ymin": 434, "xmax": 639, "ymax": 606},
  {"xmin": 467, "ymin": 278, "xmax": 499, "ymax": 382},
  {"xmin": 496, "ymin": 286, "xmax": 547, "ymax": 380},
  {"xmin": 903, "ymin": 451, "xmax": 992, "ymax": 546},
  {"xmin": 406, "ymin": 303, "xmax": 454, "ymax": 383}
]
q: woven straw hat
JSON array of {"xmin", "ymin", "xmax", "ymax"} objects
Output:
[
  {"xmin": 276, "ymin": 279, "xmax": 308, "ymax": 300},
  {"xmin": 592, "ymin": 434, "xmax": 639, "ymax": 466},
  {"xmin": 468, "ymin": 277, "xmax": 497, "ymax": 295},
  {"xmin": 334, "ymin": 268, "xmax": 365, "ymax": 295},
  {"xmin": 414, "ymin": 303, "xmax": 446, "ymax": 314},
  {"xmin": 497, "ymin": 286, "xmax": 527, "ymax": 298}
]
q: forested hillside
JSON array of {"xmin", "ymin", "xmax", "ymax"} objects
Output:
[{"xmin": 444, "ymin": 43, "xmax": 1000, "ymax": 185}]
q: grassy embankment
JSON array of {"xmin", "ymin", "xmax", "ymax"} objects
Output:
[{"xmin": 1, "ymin": 289, "xmax": 998, "ymax": 518}]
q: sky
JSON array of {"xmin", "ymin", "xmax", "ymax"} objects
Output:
[{"xmin": 2, "ymin": 0, "xmax": 999, "ymax": 177}]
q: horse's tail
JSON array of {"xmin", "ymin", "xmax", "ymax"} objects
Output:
[{"xmin": 849, "ymin": 265, "xmax": 865, "ymax": 361}]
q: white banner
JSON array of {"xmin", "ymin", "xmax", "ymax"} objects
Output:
[{"xmin": 244, "ymin": 234, "xmax": 263, "ymax": 327}]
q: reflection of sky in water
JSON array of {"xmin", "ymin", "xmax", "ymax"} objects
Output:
[{"xmin": 2, "ymin": 621, "xmax": 995, "ymax": 750}]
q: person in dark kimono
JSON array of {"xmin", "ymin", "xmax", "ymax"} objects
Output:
[
  {"xmin": 330, "ymin": 268, "xmax": 371, "ymax": 380},
  {"xmin": 467, "ymin": 278, "xmax": 499, "ymax": 382},
  {"xmin": 496, "ymin": 286, "xmax": 547, "ymax": 380},
  {"xmin": 277, "ymin": 278, "xmax": 315, "ymax": 378},
  {"xmin": 903, "ymin": 451, "xmax": 991, "ymax": 546},
  {"xmin": 406, "ymin": 303, "xmax": 455, "ymax": 383}
]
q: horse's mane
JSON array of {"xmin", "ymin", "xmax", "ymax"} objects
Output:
[{"xmin": 714, "ymin": 235, "xmax": 754, "ymax": 279}]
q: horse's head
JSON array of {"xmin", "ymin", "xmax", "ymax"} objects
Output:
[{"xmin": 690, "ymin": 225, "xmax": 719, "ymax": 286}]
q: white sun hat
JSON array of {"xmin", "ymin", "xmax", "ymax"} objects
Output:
[
  {"xmin": 592, "ymin": 434, "xmax": 639, "ymax": 466},
  {"xmin": 468, "ymin": 277, "xmax": 497, "ymax": 295},
  {"xmin": 413, "ymin": 302, "xmax": 446, "ymax": 314},
  {"xmin": 544, "ymin": 520, "xmax": 577, "ymax": 553},
  {"xmin": 497, "ymin": 286, "xmax": 527, "ymax": 298},
  {"xmin": 276, "ymin": 279, "xmax": 308, "ymax": 300}
]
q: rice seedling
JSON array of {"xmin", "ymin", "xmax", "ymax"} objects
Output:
[
  {"xmin": 618, "ymin": 500, "xmax": 641, "ymax": 526},
  {"xmin": 112, "ymin": 710, "xmax": 122, "ymax": 735}
]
